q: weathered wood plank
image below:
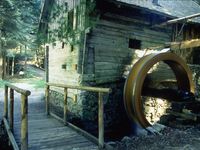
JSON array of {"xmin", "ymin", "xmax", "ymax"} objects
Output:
[
  {"xmin": 95, "ymin": 76, "xmax": 122, "ymax": 84},
  {"xmin": 29, "ymin": 141, "xmax": 97, "ymax": 150},
  {"xmin": 95, "ymin": 55, "xmax": 131, "ymax": 64},
  {"xmin": 97, "ymin": 19, "xmax": 171, "ymax": 39},
  {"xmin": 95, "ymin": 48, "xmax": 130, "ymax": 58},
  {"xmin": 95, "ymin": 62, "xmax": 122, "ymax": 70},
  {"xmin": 95, "ymin": 70, "xmax": 124, "ymax": 78},
  {"xmin": 170, "ymin": 38, "xmax": 200, "ymax": 50},
  {"xmin": 13, "ymin": 111, "xmax": 98, "ymax": 150},
  {"xmin": 3, "ymin": 118, "xmax": 19, "ymax": 150}
]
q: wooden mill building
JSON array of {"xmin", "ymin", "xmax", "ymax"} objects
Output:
[{"xmin": 39, "ymin": 0, "xmax": 200, "ymax": 137}]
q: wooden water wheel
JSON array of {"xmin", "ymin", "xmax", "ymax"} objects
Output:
[{"xmin": 124, "ymin": 52, "xmax": 195, "ymax": 128}]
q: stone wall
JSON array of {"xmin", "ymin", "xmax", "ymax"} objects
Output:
[{"xmin": 189, "ymin": 64, "xmax": 200, "ymax": 98}]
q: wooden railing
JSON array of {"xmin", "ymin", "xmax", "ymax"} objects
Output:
[
  {"xmin": 45, "ymin": 82, "xmax": 111, "ymax": 149},
  {"xmin": 3, "ymin": 83, "xmax": 31, "ymax": 150}
]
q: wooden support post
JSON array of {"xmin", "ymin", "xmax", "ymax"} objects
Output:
[
  {"xmin": 4, "ymin": 85, "xmax": 8, "ymax": 118},
  {"xmin": 21, "ymin": 94, "xmax": 28, "ymax": 150},
  {"xmin": 45, "ymin": 85, "xmax": 50, "ymax": 115},
  {"xmin": 45, "ymin": 46, "xmax": 49, "ymax": 83},
  {"xmin": 98, "ymin": 92, "xmax": 104, "ymax": 149},
  {"xmin": 63, "ymin": 88, "xmax": 68, "ymax": 125},
  {"xmin": 9, "ymin": 89, "xmax": 14, "ymax": 132}
]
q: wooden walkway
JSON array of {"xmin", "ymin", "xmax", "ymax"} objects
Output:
[
  {"xmin": 2, "ymin": 83, "xmax": 102, "ymax": 150},
  {"xmin": 14, "ymin": 113, "xmax": 98, "ymax": 150},
  {"xmin": 3, "ymin": 83, "xmax": 112, "ymax": 150}
]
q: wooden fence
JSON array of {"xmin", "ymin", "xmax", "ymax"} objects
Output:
[
  {"xmin": 45, "ymin": 82, "xmax": 111, "ymax": 149},
  {"xmin": 3, "ymin": 83, "xmax": 31, "ymax": 150}
]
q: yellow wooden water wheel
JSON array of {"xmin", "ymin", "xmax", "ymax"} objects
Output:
[{"xmin": 124, "ymin": 52, "xmax": 195, "ymax": 128}]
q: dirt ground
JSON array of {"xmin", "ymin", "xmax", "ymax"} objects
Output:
[{"xmin": 108, "ymin": 124, "xmax": 200, "ymax": 150}]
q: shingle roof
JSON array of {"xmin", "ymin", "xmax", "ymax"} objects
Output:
[{"xmin": 115, "ymin": 0, "xmax": 200, "ymax": 23}]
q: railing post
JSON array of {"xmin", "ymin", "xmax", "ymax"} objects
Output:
[
  {"xmin": 21, "ymin": 94, "xmax": 28, "ymax": 150},
  {"xmin": 4, "ymin": 85, "xmax": 8, "ymax": 118},
  {"xmin": 64, "ymin": 88, "xmax": 68, "ymax": 125},
  {"xmin": 45, "ymin": 85, "xmax": 50, "ymax": 115},
  {"xmin": 98, "ymin": 92, "xmax": 104, "ymax": 149},
  {"xmin": 10, "ymin": 89, "xmax": 14, "ymax": 132}
]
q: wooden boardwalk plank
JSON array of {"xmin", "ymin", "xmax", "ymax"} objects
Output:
[{"xmin": 12, "ymin": 98, "xmax": 98, "ymax": 150}]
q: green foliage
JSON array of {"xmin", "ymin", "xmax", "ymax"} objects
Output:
[
  {"xmin": 0, "ymin": 0, "xmax": 41, "ymax": 53},
  {"xmin": 47, "ymin": 0, "xmax": 99, "ymax": 47},
  {"xmin": 33, "ymin": 79, "xmax": 45, "ymax": 88},
  {"xmin": 0, "ymin": 80, "xmax": 7, "ymax": 88}
]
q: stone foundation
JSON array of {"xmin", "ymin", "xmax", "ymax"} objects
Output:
[{"xmin": 189, "ymin": 64, "xmax": 200, "ymax": 98}]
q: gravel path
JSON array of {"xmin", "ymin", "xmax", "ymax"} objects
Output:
[{"xmin": 109, "ymin": 125, "xmax": 200, "ymax": 150}]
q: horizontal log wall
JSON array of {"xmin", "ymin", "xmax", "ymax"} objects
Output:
[{"xmin": 84, "ymin": 11, "xmax": 172, "ymax": 84}]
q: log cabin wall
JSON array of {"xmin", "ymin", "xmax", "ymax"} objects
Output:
[
  {"xmin": 82, "ymin": 0, "xmax": 172, "ymax": 84},
  {"xmin": 77, "ymin": 0, "xmax": 174, "ymax": 135}
]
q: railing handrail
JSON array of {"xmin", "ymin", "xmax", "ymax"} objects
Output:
[
  {"xmin": 46, "ymin": 82, "xmax": 112, "ymax": 149},
  {"xmin": 5, "ymin": 82, "xmax": 31, "ymax": 96},
  {"xmin": 46, "ymin": 82, "xmax": 111, "ymax": 93},
  {"xmin": 3, "ymin": 82, "xmax": 31, "ymax": 150}
]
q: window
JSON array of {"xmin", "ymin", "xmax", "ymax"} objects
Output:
[
  {"xmin": 70, "ymin": 44, "xmax": 74, "ymax": 52},
  {"xmin": 129, "ymin": 39, "xmax": 141, "ymax": 49},
  {"xmin": 62, "ymin": 42, "xmax": 65, "ymax": 49},
  {"xmin": 68, "ymin": 10, "xmax": 74, "ymax": 31}
]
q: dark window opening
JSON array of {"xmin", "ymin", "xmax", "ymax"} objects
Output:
[
  {"xmin": 129, "ymin": 39, "xmax": 141, "ymax": 49},
  {"xmin": 68, "ymin": 10, "xmax": 74, "ymax": 31},
  {"xmin": 62, "ymin": 42, "xmax": 65, "ymax": 49},
  {"xmin": 71, "ymin": 44, "xmax": 74, "ymax": 52},
  {"xmin": 193, "ymin": 48, "xmax": 200, "ymax": 64}
]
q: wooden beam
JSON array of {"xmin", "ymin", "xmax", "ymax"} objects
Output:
[
  {"xmin": 10, "ymin": 89, "xmax": 14, "ymax": 132},
  {"xmin": 5, "ymin": 83, "xmax": 31, "ymax": 96},
  {"xmin": 167, "ymin": 110, "xmax": 197, "ymax": 121},
  {"xmin": 3, "ymin": 118, "xmax": 19, "ymax": 150},
  {"xmin": 63, "ymin": 88, "xmax": 68, "ymax": 125},
  {"xmin": 45, "ymin": 85, "xmax": 50, "ymax": 115},
  {"xmin": 157, "ymin": 13, "xmax": 200, "ymax": 27},
  {"xmin": 98, "ymin": 92, "xmax": 104, "ymax": 149},
  {"xmin": 46, "ymin": 83, "xmax": 111, "ymax": 93},
  {"xmin": 168, "ymin": 38, "xmax": 200, "ymax": 50},
  {"xmin": 45, "ymin": 46, "xmax": 49, "ymax": 83},
  {"xmin": 21, "ymin": 94, "xmax": 28, "ymax": 150},
  {"xmin": 4, "ymin": 85, "xmax": 8, "ymax": 118}
]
